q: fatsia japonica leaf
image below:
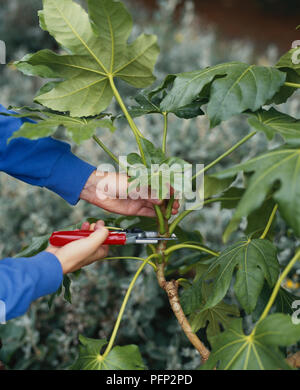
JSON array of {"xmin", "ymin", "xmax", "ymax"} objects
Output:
[
  {"xmin": 248, "ymin": 108, "xmax": 300, "ymax": 146},
  {"xmin": 128, "ymin": 90, "xmax": 204, "ymax": 119},
  {"xmin": 203, "ymin": 175, "xmax": 236, "ymax": 199},
  {"xmin": 181, "ymin": 261, "xmax": 229, "ymax": 315},
  {"xmin": 252, "ymin": 283, "xmax": 300, "ymax": 322},
  {"xmin": 5, "ymin": 108, "xmax": 115, "ymax": 144},
  {"xmin": 273, "ymin": 47, "xmax": 300, "ymax": 104},
  {"xmin": 14, "ymin": 234, "xmax": 51, "ymax": 258},
  {"xmin": 219, "ymin": 187, "xmax": 244, "ymax": 209},
  {"xmin": 127, "ymin": 139, "xmax": 189, "ymax": 200},
  {"xmin": 189, "ymin": 293, "xmax": 240, "ymax": 340},
  {"xmin": 70, "ymin": 335, "xmax": 146, "ymax": 370},
  {"xmin": 214, "ymin": 147, "xmax": 300, "ymax": 240},
  {"xmin": 203, "ymin": 314, "xmax": 300, "ymax": 370},
  {"xmin": 276, "ymin": 47, "xmax": 300, "ymax": 77},
  {"xmin": 201, "ymin": 239, "xmax": 279, "ymax": 314},
  {"xmin": 14, "ymin": 0, "xmax": 159, "ymax": 117},
  {"xmin": 181, "ymin": 280, "xmax": 239, "ymax": 340},
  {"xmin": 220, "ymin": 187, "xmax": 277, "ymax": 238},
  {"xmin": 160, "ymin": 62, "xmax": 286, "ymax": 127}
]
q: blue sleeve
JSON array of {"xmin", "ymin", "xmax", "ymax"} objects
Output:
[
  {"xmin": 0, "ymin": 252, "xmax": 63, "ymax": 321},
  {"xmin": 0, "ymin": 104, "xmax": 96, "ymax": 205}
]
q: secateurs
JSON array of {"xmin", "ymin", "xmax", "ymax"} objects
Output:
[{"xmin": 49, "ymin": 228, "xmax": 178, "ymax": 247}]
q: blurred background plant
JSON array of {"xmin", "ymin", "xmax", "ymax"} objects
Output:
[{"xmin": 0, "ymin": 0, "xmax": 299, "ymax": 370}]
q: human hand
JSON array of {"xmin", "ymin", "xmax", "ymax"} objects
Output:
[
  {"xmin": 46, "ymin": 220, "xmax": 109, "ymax": 274},
  {"xmin": 80, "ymin": 171, "xmax": 180, "ymax": 217}
]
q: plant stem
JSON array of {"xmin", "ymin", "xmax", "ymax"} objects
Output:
[
  {"xmin": 162, "ymin": 112, "xmax": 168, "ymax": 154},
  {"xmin": 102, "ymin": 256, "xmax": 157, "ymax": 270},
  {"xmin": 102, "ymin": 254, "xmax": 158, "ymax": 359},
  {"xmin": 192, "ymin": 131, "xmax": 257, "ymax": 180},
  {"xmin": 164, "ymin": 243, "xmax": 219, "ymax": 258},
  {"xmin": 156, "ymin": 263, "xmax": 210, "ymax": 362},
  {"xmin": 260, "ymin": 204, "xmax": 278, "ymax": 240},
  {"xmin": 108, "ymin": 75, "xmax": 146, "ymax": 165},
  {"xmin": 165, "ymin": 195, "xmax": 175, "ymax": 220},
  {"xmin": 92, "ymin": 135, "xmax": 122, "ymax": 167},
  {"xmin": 155, "ymin": 205, "xmax": 166, "ymax": 235},
  {"xmin": 257, "ymin": 250, "xmax": 300, "ymax": 324},
  {"xmin": 284, "ymin": 82, "xmax": 300, "ymax": 89}
]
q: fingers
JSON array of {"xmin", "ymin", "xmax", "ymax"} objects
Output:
[
  {"xmin": 81, "ymin": 222, "xmax": 90, "ymax": 230},
  {"xmin": 81, "ymin": 220, "xmax": 105, "ymax": 231},
  {"xmin": 60, "ymin": 227, "xmax": 108, "ymax": 260},
  {"xmin": 95, "ymin": 220, "xmax": 105, "ymax": 230},
  {"xmin": 136, "ymin": 197, "xmax": 181, "ymax": 217},
  {"xmin": 172, "ymin": 199, "xmax": 180, "ymax": 214},
  {"xmin": 56, "ymin": 224, "xmax": 109, "ymax": 274},
  {"xmin": 137, "ymin": 206, "xmax": 157, "ymax": 218}
]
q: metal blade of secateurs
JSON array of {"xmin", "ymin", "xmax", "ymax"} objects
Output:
[{"xmin": 149, "ymin": 237, "xmax": 178, "ymax": 241}]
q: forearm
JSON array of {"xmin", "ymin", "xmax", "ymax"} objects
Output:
[{"xmin": 0, "ymin": 104, "xmax": 96, "ymax": 205}]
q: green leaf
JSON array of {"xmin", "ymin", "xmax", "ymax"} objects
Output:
[
  {"xmin": 219, "ymin": 187, "xmax": 244, "ymax": 209},
  {"xmin": 7, "ymin": 108, "xmax": 115, "ymax": 144},
  {"xmin": 128, "ymin": 90, "xmax": 204, "ymax": 119},
  {"xmin": 203, "ymin": 314, "xmax": 299, "ymax": 370},
  {"xmin": 180, "ymin": 261, "xmax": 226, "ymax": 315},
  {"xmin": 273, "ymin": 48, "xmax": 300, "ymax": 104},
  {"xmin": 181, "ymin": 276, "xmax": 239, "ymax": 340},
  {"xmin": 277, "ymin": 48, "xmax": 300, "ymax": 76},
  {"xmin": 248, "ymin": 108, "xmax": 300, "ymax": 146},
  {"xmin": 62, "ymin": 275, "xmax": 72, "ymax": 304},
  {"xmin": 189, "ymin": 286, "xmax": 239, "ymax": 339},
  {"xmin": 214, "ymin": 147, "xmax": 300, "ymax": 240},
  {"xmin": 128, "ymin": 92, "xmax": 162, "ymax": 118},
  {"xmin": 140, "ymin": 138, "xmax": 166, "ymax": 167},
  {"xmin": 201, "ymin": 239, "xmax": 279, "ymax": 314},
  {"xmin": 70, "ymin": 335, "xmax": 146, "ymax": 370},
  {"xmin": 160, "ymin": 62, "xmax": 286, "ymax": 127},
  {"xmin": 219, "ymin": 187, "xmax": 277, "ymax": 239},
  {"xmin": 15, "ymin": 0, "xmax": 159, "ymax": 117},
  {"xmin": 244, "ymin": 198, "xmax": 277, "ymax": 238},
  {"xmin": 204, "ymin": 175, "xmax": 236, "ymax": 199},
  {"xmin": 15, "ymin": 234, "xmax": 51, "ymax": 258},
  {"xmin": 255, "ymin": 313, "xmax": 300, "ymax": 346},
  {"xmin": 127, "ymin": 139, "xmax": 189, "ymax": 200},
  {"xmin": 252, "ymin": 283, "xmax": 300, "ymax": 322}
]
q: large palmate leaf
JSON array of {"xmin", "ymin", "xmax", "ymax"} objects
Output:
[
  {"xmin": 3, "ymin": 108, "xmax": 115, "ymax": 144},
  {"xmin": 201, "ymin": 239, "xmax": 279, "ymax": 314},
  {"xmin": 220, "ymin": 187, "xmax": 277, "ymax": 238},
  {"xmin": 248, "ymin": 108, "xmax": 300, "ymax": 146},
  {"xmin": 70, "ymin": 335, "xmax": 146, "ymax": 370},
  {"xmin": 214, "ymin": 147, "xmax": 300, "ymax": 240},
  {"xmin": 15, "ymin": 0, "xmax": 159, "ymax": 117},
  {"xmin": 181, "ymin": 282, "xmax": 239, "ymax": 340},
  {"xmin": 160, "ymin": 62, "xmax": 286, "ymax": 127},
  {"xmin": 203, "ymin": 314, "xmax": 300, "ymax": 370}
]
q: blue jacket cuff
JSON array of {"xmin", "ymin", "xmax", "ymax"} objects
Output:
[
  {"xmin": 30, "ymin": 252, "xmax": 64, "ymax": 300},
  {"xmin": 44, "ymin": 151, "xmax": 96, "ymax": 205}
]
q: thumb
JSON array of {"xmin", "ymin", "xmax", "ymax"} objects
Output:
[{"xmin": 56, "ymin": 227, "xmax": 109, "ymax": 265}]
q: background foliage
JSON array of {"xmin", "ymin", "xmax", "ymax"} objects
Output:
[{"xmin": 0, "ymin": 0, "xmax": 299, "ymax": 369}]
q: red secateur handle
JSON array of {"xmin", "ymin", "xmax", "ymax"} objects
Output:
[{"xmin": 49, "ymin": 230, "xmax": 126, "ymax": 247}]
